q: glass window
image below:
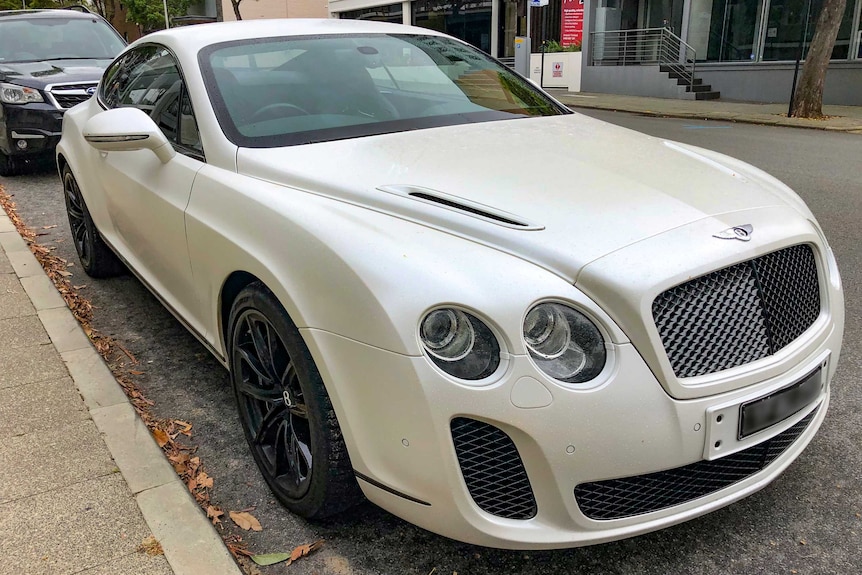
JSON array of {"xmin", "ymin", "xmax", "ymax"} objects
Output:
[
  {"xmin": 412, "ymin": 0, "xmax": 493, "ymax": 54},
  {"xmin": 339, "ymin": 3, "xmax": 403, "ymax": 23},
  {"xmin": 705, "ymin": 0, "xmax": 764, "ymax": 61},
  {"xmin": 0, "ymin": 16, "xmax": 124, "ymax": 63},
  {"xmin": 762, "ymin": 0, "xmax": 854, "ymax": 60},
  {"xmin": 100, "ymin": 46, "xmax": 203, "ymax": 157},
  {"xmin": 202, "ymin": 34, "xmax": 569, "ymax": 148}
]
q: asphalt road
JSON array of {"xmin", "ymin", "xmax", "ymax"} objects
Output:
[{"xmin": 2, "ymin": 111, "xmax": 860, "ymax": 575}]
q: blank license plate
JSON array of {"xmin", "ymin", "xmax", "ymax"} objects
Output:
[{"xmin": 739, "ymin": 368, "xmax": 822, "ymax": 439}]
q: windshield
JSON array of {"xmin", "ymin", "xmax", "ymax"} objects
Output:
[
  {"xmin": 201, "ymin": 34, "xmax": 570, "ymax": 148},
  {"xmin": 0, "ymin": 17, "xmax": 125, "ymax": 63}
]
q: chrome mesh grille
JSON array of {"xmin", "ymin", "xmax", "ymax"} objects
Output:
[
  {"xmin": 451, "ymin": 418, "xmax": 537, "ymax": 520},
  {"xmin": 47, "ymin": 83, "xmax": 98, "ymax": 110},
  {"xmin": 653, "ymin": 245, "xmax": 820, "ymax": 378},
  {"xmin": 574, "ymin": 408, "xmax": 817, "ymax": 520}
]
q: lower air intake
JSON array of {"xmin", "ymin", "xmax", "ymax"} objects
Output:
[
  {"xmin": 574, "ymin": 408, "xmax": 818, "ymax": 520},
  {"xmin": 451, "ymin": 417, "xmax": 537, "ymax": 520}
]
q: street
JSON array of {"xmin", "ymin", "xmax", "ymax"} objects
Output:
[{"xmin": 1, "ymin": 111, "xmax": 860, "ymax": 575}]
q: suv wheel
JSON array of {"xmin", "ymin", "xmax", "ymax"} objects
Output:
[{"xmin": 0, "ymin": 152, "xmax": 19, "ymax": 177}]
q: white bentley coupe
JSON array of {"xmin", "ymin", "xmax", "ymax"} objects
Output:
[{"xmin": 57, "ymin": 19, "xmax": 843, "ymax": 549}]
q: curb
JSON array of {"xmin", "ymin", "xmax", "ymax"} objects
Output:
[
  {"xmin": 564, "ymin": 104, "xmax": 862, "ymax": 133},
  {"xmin": 0, "ymin": 211, "xmax": 242, "ymax": 575}
]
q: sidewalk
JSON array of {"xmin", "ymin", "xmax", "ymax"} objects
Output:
[
  {"xmin": 546, "ymin": 89, "xmax": 862, "ymax": 133},
  {"xmin": 0, "ymin": 211, "xmax": 241, "ymax": 575}
]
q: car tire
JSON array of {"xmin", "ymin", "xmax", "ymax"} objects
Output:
[
  {"xmin": 62, "ymin": 165, "xmax": 125, "ymax": 278},
  {"xmin": 0, "ymin": 152, "xmax": 19, "ymax": 177},
  {"xmin": 228, "ymin": 282, "xmax": 363, "ymax": 519}
]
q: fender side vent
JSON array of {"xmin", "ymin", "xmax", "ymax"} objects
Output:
[{"xmin": 378, "ymin": 185, "xmax": 544, "ymax": 230}]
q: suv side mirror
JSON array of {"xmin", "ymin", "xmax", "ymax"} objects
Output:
[{"xmin": 83, "ymin": 107, "xmax": 176, "ymax": 164}]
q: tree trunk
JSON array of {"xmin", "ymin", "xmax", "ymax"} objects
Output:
[
  {"xmin": 231, "ymin": 0, "xmax": 243, "ymax": 20},
  {"xmin": 790, "ymin": 0, "xmax": 847, "ymax": 118}
]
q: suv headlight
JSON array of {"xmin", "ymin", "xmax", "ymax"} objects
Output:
[
  {"xmin": 524, "ymin": 302, "xmax": 606, "ymax": 383},
  {"xmin": 420, "ymin": 308, "xmax": 500, "ymax": 380},
  {"xmin": 0, "ymin": 83, "xmax": 44, "ymax": 104}
]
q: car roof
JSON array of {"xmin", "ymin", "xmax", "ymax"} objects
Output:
[
  {"xmin": 0, "ymin": 8, "xmax": 98, "ymax": 21},
  {"xmin": 140, "ymin": 18, "xmax": 448, "ymax": 54}
]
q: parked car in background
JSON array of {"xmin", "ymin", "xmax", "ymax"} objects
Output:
[
  {"xmin": 0, "ymin": 8, "xmax": 124, "ymax": 176},
  {"xmin": 57, "ymin": 19, "xmax": 843, "ymax": 549}
]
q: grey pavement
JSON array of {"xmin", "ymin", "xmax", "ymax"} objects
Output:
[
  {"xmin": 0, "ymin": 210, "xmax": 241, "ymax": 575},
  {"xmin": 547, "ymin": 89, "xmax": 862, "ymax": 133}
]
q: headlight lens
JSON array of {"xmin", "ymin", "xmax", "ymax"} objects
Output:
[
  {"xmin": 420, "ymin": 308, "xmax": 500, "ymax": 380},
  {"xmin": 524, "ymin": 303, "xmax": 606, "ymax": 383},
  {"xmin": 0, "ymin": 83, "xmax": 44, "ymax": 104}
]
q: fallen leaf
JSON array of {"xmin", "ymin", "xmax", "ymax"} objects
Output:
[
  {"xmin": 41, "ymin": 225, "xmax": 57, "ymax": 230},
  {"xmin": 57, "ymin": 270, "xmax": 73, "ymax": 277},
  {"xmin": 230, "ymin": 511, "xmax": 262, "ymax": 532},
  {"xmin": 287, "ymin": 540, "xmax": 324, "ymax": 565},
  {"xmin": 251, "ymin": 552, "xmax": 292, "ymax": 566},
  {"xmin": 136, "ymin": 536, "xmax": 163, "ymax": 556},
  {"xmin": 207, "ymin": 505, "xmax": 224, "ymax": 525},
  {"xmin": 152, "ymin": 429, "xmax": 170, "ymax": 448},
  {"xmin": 196, "ymin": 471, "xmax": 214, "ymax": 489},
  {"xmin": 187, "ymin": 477, "xmax": 198, "ymax": 491},
  {"xmin": 129, "ymin": 369, "xmax": 145, "ymax": 375}
]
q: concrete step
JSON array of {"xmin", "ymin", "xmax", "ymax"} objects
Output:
[
  {"xmin": 682, "ymin": 90, "xmax": 721, "ymax": 100},
  {"xmin": 687, "ymin": 84, "xmax": 714, "ymax": 93}
]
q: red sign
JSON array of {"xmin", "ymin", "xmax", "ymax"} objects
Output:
[{"xmin": 561, "ymin": 0, "xmax": 584, "ymax": 48}]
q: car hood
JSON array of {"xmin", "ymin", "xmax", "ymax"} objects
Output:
[
  {"xmin": 237, "ymin": 113, "xmax": 797, "ymax": 282},
  {"xmin": 0, "ymin": 59, "xmax": 111, "ymax": 89}
]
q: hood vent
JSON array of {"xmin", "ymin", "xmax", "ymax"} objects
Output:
[{"xmin": 378, "ymin": 185, "xmax": 543, "ymax": 230}]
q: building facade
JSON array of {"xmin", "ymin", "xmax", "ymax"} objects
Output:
[
  {"xmin": 221, "ymin": 0, "xmax": 329, "ymax": 21},
  {"xmin": 582, "ymin": 0, "xmax": 862, "ymax": 103},
  {"xmin": 328, "ymin": 0, "xmax": 569, "ymax": 58}
]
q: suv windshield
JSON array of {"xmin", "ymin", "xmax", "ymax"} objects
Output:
[
  {"xmin": 0, "ymin": 17, "xmax": 125, "ymax": 63},
  {"xmin": 201, "ymin": 34, "xmax": 570, "ymax": 148}
]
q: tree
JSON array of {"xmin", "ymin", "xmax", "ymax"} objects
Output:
[
  {"xmin": 124, "ymin": 0, "xmax": 190, "ymax": 31},
  {"xmin": 229, "ymin": 0, "xmax": 243, "ymax": 20},
  {"xmin": 1, "ymin": 0, "xmax": 65, "ymax": 9},
  {"xmin": 790, "ymin": 0, "xmax": 847, "ymax": 118},
  {"xmin": 89, "ymin": 0, "xmax": 116, "ymax": 23}
]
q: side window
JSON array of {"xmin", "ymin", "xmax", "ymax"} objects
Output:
[{"xmin": 100, "ymin": 45, "xmax": 203, "ymax": 159}]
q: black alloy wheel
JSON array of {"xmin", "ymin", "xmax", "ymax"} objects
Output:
[
  {"xmin": 61, "ymin": 165, "xmax": 124, "ymax": 278},
  {"xmin": 228, "ymin": 283, "xmax": 362, "ymax": 518}
]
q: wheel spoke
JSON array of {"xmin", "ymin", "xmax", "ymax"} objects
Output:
[
  {"xmin": 272, "ymin": 420, "xmax": 292, "ymax": 477},
  {"xmin": 252, "ymin": 402, "xmax": 286, "ymax": 448},
  {"xmin": 236, "ymin": 345, "xmax": 276, "ymax": 387},
  {"xmin": 236, "ymin": 370, "xmax": 282, "ymax": 402}
]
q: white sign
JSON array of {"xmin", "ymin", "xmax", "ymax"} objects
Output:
[
  {"xmin": 552, "ymin": 61, "xmax": 563, "ymax": 77},
  {"xmin": 529, "ymin": 0, "xmax": 549, "ymax": 6}
]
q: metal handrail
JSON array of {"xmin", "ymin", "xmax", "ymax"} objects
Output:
[{"xmin": 590, "ymin": 27, "xmax": 697, "ymax": 89}]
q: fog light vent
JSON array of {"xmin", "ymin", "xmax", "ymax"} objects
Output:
[{"xmin": 451, "ymin": 417, "xmax": 537, "ymax": 520}]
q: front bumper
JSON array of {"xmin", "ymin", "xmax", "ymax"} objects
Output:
[
  {"xmin": 0, "ymin": 102, "xmax": 64, "ymax": 156},
  {"xmin": 304, "ymin": 319, "xmax": 840, "ymax": 549}
]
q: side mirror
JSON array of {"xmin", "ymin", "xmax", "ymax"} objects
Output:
[{"xmin": 83, "ymin": 107, "xmax": 176, "ymax": 164}]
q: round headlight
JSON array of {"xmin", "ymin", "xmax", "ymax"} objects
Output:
[
  {"xmin": 420, "ymin": 308, "xmax": 500, "ymax": 380},
  {"xmin": 524, "ymin": 303, "xmax": 605, "ymax": 383}
]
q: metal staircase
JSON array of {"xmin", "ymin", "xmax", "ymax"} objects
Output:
[{"xmin": 590, "ymin": 28, "xmax": 720, "ymax": 100}]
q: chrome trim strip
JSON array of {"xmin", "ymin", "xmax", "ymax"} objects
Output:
[{"xmin": 11, "ymin": 131, "xmax": 45, "ymax": 139}]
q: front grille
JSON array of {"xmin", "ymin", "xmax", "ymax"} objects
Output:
[
  {"xmin": 47, "ymin": 83, "xmax": 98, "ymax": 110},
  {"xmin": 451, "ymin": 417, "xmax": 537, "ymax": 520},
  {"xmin": 574, "ymin": 407, "xmax": 818, "ymax": 520},
  {"xmin": 653, "ymin": 244, "xmax": 820, "ymax": 378}
]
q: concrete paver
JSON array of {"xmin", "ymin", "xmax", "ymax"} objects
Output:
[
  {"xmin": 0, "ymin": 343, "xmax": 70, "ymax": 389},
  {"xmin": 0, "ymin": 421, "xmax": 115, "ymax": 504},
  {"xmin": 548, "ymin": 90, "xmax": 862, "ymax": 133},
  {"xmin": 0, "ymin": 474, "xmax": 153, "ymax": 575},
  {"xmin": 0, "ymin": 208, "xmax": 241, "ymax": 575},
  {"xmin": 0, "ymin": 314, "xmax": 50, "ymax": 349},
  {"xmin": 0, "ymin": 377, "xmax": 89, "ymax": 438}
]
